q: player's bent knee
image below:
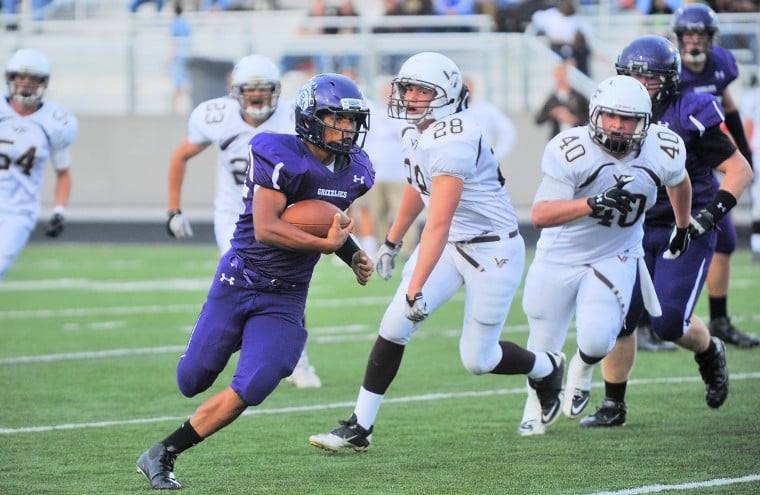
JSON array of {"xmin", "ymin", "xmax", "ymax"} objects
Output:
[
  {"xmin": 176, "ymin": 364, "xmax": 218, "ymax": 398},
  {"xmin": 652, "ymin": 309, "xmax": 684, "ymax": 342}
]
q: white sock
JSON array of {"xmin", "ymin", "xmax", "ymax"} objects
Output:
[
  {"xmin": 528, "ymin": 352, "xmax": 554, "ymax": 379},
  {"xmin": 354, "ymin": 386, "xmax": 384, "ymax": 430}
]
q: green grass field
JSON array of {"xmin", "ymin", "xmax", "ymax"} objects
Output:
[{"xmin": 1, "ymin": 243, "xmax": 759, "ymax": 495}]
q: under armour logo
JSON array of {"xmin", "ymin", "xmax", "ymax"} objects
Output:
[
  {"xmin": 353, "ymin": 175, "xmax": 365, "ymax": 184},
  {"xmin": 716, "ymin": 202, "xmax": 726, "ymax": 213},
  {"xmin": 220, "ymin": 273, "xmax": 235, "ymax": 286},
  {"xmin": 494, "ymin": 258, "xmax": 508, "ymax": 268}
]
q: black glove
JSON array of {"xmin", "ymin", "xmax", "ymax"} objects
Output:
[
  {"xmin": 663, "ymin": 226, "xmax": 690, "ymax": 260},
  {"xmin": 587, "ymin": 176, "xmax": 635, "ymax": 215},
  {"xmin": 44, "ymin": 213, "xmax": 64, "ymax": 237},
  {"xmin": 688, "ymin": 209, "xmax": 716, "ymax": 239}
]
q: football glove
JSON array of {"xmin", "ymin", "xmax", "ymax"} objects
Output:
[
  {"xmin": 663, "ymin": 226, "xmax": 690, "ymax": 260},
  {"xmin": 587, "ymin": 176, "xmax": 635, "ymax": 216},
  {"xmin": 405, "ymin": 291, "xmax": 429, "ymax": 323},
  {"xmin": 376, "ymin": 238, "xmax": 402, "ymax": 280},
  {"xmin": 167, "ymin": 209, "xmax": 193, "ymax": 239},
  {"xmin": 44, "ymin": 213, "xmax": 64, "ymax": 238},
  {"xmin": 688, "ymin": 209, "xmax": 715, "ymax": 239}
]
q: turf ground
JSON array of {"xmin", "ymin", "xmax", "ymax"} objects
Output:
[{"xmin": 1, "ymin": 244, "xmax": 759, "ymax": 495}]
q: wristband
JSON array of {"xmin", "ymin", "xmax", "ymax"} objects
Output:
[
  {"xmin": 53, "ymin": 206, "xmax": 65, "ymax": 216},
  {"xmin": 705, "ymin": 189, "xmax": 737, "ymax": 223},
  {"xmin": 335, "ymin": 233, "xmax": 362, "ymax": 266},
  {"xmin": 167, "ymin": 209, "xmax": 182, "ymax": 217},
  {"xmin": 384, "ymin": 237, "xmax": 402, "ymax": 249}
]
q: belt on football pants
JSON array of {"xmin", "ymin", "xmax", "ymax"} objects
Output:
[{"xmin": 453, "ymin": 229, "xmax": 518, "ymax": 271}]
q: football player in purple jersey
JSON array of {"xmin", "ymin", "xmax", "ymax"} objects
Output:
[
  {"xmin": 671, "ymin": 4, "xmax": 758, "ymax": 348},
  {"xmin": 574, "ymin": 35, "xmax": 752, "ymax": 428},
  {"xmin": 136, "ymin": 73, "xmax": 375, "ymax": 490}
]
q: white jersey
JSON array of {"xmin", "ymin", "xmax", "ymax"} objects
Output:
[
  {"xmin": 401, "ymin": 108, "xmax": 519, "ymax": 240},
  {"xmin": 534, "ymin": 123, "xmax": 686, "ymax": 265},
  {"xmin": 186, "ymin": 95, "xmax": 293, "ymax": 217},
  {"xmin": 0, "ymin": 97, "xmax": 78, "ymax": 217}
]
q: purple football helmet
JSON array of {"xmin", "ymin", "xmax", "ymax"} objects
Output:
[
  {"xmin": 615, "ymin": 35, "xmax": 681, "ymax": 110},
  {"xmin": 672, "ymin": 4, "xmax": 719, "ymax": 64},
  {"xmin": 295, "ymin": 73, "xmax": 369, "ymax": 154}
]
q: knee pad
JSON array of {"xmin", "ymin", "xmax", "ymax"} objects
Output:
[
  {"xmin": 176, "ymin": 357, "xmax": 218, "ymax": 398},
  {"xmin": 651, "ymin": 308, "xmax": 684, "ymax": 342}
]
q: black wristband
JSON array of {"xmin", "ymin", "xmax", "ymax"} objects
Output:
[
  {"xmin": 384, "ymin": 237, "xmax": 402, "ymax": 249},
  {"xmin": 335, "ymin": 233, "xmax": 362, "ymax": 266},
  {"xmin": 705, "ymin": 189, "xmax": 737, "ymax": 222},
  {"xmin": 167, "ymin": 209, "xmax": 182, "ymax": 218}
]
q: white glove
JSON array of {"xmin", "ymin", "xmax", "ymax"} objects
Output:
[
  {"xmin": 376, "ymin": 238, "xmax": 402, "ymax": 280},
  {"xmin": 167, "ymin": 210, "xmax": 193, "ymax": 239},
  {"xmin": 405, "ymin": 292, "xmax": 429, "ymax": 323}
]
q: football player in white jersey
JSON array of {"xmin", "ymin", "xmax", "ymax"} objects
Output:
[
  {"xmin": 166, "ymin": 54, "xmax": 320, "ymax": 388},
  {"xmin": 309, "ymin": 52, "xmax": 565, "ymax": 453},
  {"xmin": 517, "ymin": 75, "xmax": 693, "ymax": 436},
  {"xmin": 0, "ymin": 48, "xmax": 78, "ymax": 281}
]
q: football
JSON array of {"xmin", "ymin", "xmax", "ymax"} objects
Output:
[{"xmin": 280, "ymin": 199, "xmax": 350, "ymax": 237}]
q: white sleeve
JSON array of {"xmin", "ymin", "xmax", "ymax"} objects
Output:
[{"xmin": 533, "ymin": 174, "xmax": 576, "ymax": 203}]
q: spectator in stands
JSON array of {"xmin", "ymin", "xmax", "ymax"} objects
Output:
[
  {"xmin": 129, "ymin": 0, "xmax": 164, "ymax": 13},
  {"xmin": 636, "ymin": 0, "xmax": 681, "ymax": 15},
  {"xmin": 465, "ymin": 77, "xmax": 517, "ymax": 163},
  {"xmin": 531, "ymin": 0, "xmax": 592, "ymax": 76},
  {"xmin": 742, "ymin": 73, "xmax": 760, "ymax": 262},
  {"xmin": 534, "ymin": 60, "xmax": 589, "ymax": 141},
  {"xmin": 376, "ymin": 0, "xmax": 435, "ymax": 73},
  {"xmin": 170, "ymin": 1, "xmax": 192, "ymax": 114},
  {"xmin": 199, "ymin": 0, "xmax": 231, "ymax": 11}
]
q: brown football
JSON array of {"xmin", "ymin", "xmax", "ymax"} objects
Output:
[{"xmin": 280, "ymin": 199, "xmax": 350, "ymax": 237}]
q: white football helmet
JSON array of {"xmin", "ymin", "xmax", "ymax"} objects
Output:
[
  {"xmin": 5, "ymin": 48, "xmax": 51, "ymax": 108},
  {"xmin": 230, "ymin": 54, "xmax": 281, "ymax": 120},
  {"xmin": 388, "ymin": 51, "xmax": 468, "ymax": 124},
  {"xmin": 588, "ymin": 75, "xmax": 651, "ymax": 155}
]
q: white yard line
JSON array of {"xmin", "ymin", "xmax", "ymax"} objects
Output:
[
  {"xmin": 579, "ymin": 474, "xmax": 760, "ymax": 495},
  {"xmin": 1, "ymin": 373, "xmax": 758, "ymax": 435}
]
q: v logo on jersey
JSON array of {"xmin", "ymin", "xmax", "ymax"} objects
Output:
[
  {"xmin": 494, "ymin": 258, "xmax": 508, "ymax": 268},
  {"xmin": 220, "ymin": 273, "xmax": 235, "ymax": 286}
]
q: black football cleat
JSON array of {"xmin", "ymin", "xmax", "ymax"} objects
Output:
[
  {"xmin": 136, "ymin": 442, "xmax": 182, "ymax": 490},
  {"xmin": 695, "ymin": 337, "xmax": 729, "ymax": 409},
  {"xmin": 309, "ymin": 413, "xmax": 373, "ymax": 452},
  {"xmin": 580, "ymin": 398, "xmax": 627, "ymax": 427},
  {"xmin": 528, "ymin": 352, "xmax": 565, "ymax": 426},
  {"xmin": 708, "ymin": 316, "xmax": 759, "ymax": 349}
]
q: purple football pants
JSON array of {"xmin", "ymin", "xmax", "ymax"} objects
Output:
[
  {"xmin": 176, "ymin": 253, "xmax": 308, "ymax": 406},
  {"xmin": 624, "ymin": 225, "xmax": 716, "ymax": 341}
]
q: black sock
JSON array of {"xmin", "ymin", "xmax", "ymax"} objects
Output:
[
  {"xmin": 162, "ymin": 420, "xmax": 203, "ymax": 453},
  {"xmin": 603, "ymin": 381, "xmax": 627, "ymax": 403},
  {"xmin": 697, "ymin": 339, "xmax": 717, "ymax": 359},
  {"xmin": 709, "ymin": 296, "xmax": 727, "ymax": 321}
]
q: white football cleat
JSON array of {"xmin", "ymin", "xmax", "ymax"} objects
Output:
[
  {"xmin": 286, "ymin": 357, "xmax": 322, "ymax": 389},
  {"xmin": 518, "ymin": 385, "xmax": 545, "ymax": 436},
  {"xmin": 563, "ymin": 350, "xmax": 593, "ymax": 418}
]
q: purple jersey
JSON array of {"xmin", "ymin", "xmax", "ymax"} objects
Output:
[
  {"xmin": 678, "ymin": 45, "xmax": 738, "ymax": 97},
  {"xmin": 645, "ymin": 91, "xmax": 725, "ymax": 226},
  {"xmin": 230, "ymin": 133, "xmax": 374, "ymax": 284}
]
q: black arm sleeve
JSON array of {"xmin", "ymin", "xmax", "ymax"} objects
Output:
[
  {"xmin": 724, "ymin": 110, "xmax": 752, "ymax": 166},
  {"xmin": 693, "ymin": 125, "xmax": 737, "ymax": 170}
]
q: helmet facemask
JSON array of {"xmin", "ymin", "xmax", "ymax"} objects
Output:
[
  {"xmin": 588, "ymin": 75, "xmax": 652, "ymax": 156},
  {"xmin": 6, "ymin": 72, "xmax": 48, "ymax": 108},
  {"xmin": 310, "ymin": 106, "xmax": 369, "ymax": 154},
  {"xmin": 233, "ymin": 82, "xmax": 280, "ymax": 120},
  {"xmin": 388, "ymin": 79, "xmax": 451, "ymax": 124},
  {"xmin": 589, "ymin": 106, "xmax": 649, "ymax": 155}
]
